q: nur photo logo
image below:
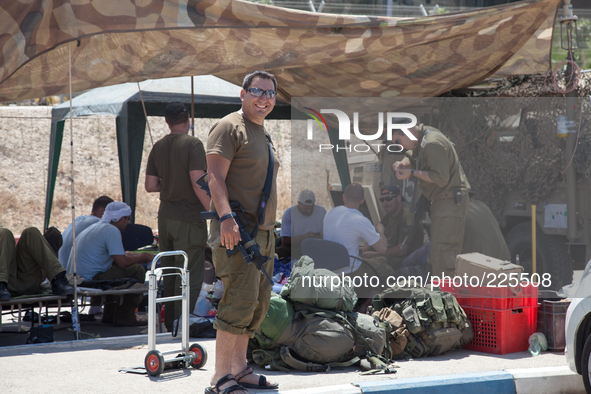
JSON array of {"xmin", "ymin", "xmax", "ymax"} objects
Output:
[{"xmin": 303, "ymin": 108, "xmax": 417, "ymax": 153}]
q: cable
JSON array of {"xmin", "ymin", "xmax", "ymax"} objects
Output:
[{"xmin": 550, "ymin": 59, "xmax": 581, "ymax": 94}]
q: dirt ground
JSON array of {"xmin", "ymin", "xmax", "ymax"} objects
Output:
[{"xmin": 0, "ymin": 105, "xmax": 338, "ymax": 235}]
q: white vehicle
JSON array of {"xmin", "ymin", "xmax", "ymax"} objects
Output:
[{"xmin": 565, "ymin": 260, "xmax": 591, "ymax": 393}]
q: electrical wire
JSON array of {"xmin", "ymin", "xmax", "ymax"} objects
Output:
[{"xmin": 549, "ymin": 59, "xmax": 581, "ymax": 94}]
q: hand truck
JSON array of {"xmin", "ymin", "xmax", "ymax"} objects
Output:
[{"xmin": 144, "ymin": 251, "xmax": 207, "ymax": 376}]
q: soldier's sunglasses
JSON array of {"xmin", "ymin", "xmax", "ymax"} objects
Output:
[
  {"xmin": 246, "ymin": 88, "xmax": 277, "ymax": 99},
  {"xmin": 379, "ymin": 195, "xmax": 398, "ymax": 202}
]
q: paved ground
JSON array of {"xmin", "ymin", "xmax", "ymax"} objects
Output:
[
  {"xmin": 0, "ymin": 287, "xmax": 583, "ymax": 394},
  {"xmin": 0, "ymin": 320, "xmax": 574, "ymax": 394},
  {"xmin": 0, "ymin": 308, "xmax": 154, "ymax": 347}
]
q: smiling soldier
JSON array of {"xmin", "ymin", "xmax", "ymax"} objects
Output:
[{"xmin": 205, "ymin": 71, "xmax": 280, "ymax": 394}]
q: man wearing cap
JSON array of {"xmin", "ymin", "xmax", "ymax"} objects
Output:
[
  {"xmin": 69, "ymin": 201, "xmax": 153, "ymax": 326},
  {"xmin": 145, "ymin": 102, "xmax": 210, "ymax": 332},
  {"xmin": 392, "ymin": 122, "xmax": 470, "ymax": 277},
  {"xmin": 361, "ymin": 185, "xmax": 423, "ymax": 274},
  {"xmin": 279, "ymin": 189, "xmax": 326, "ymax": 261},
  {"xmin": 206, "ymin": 70, "xmax": 279, "ymax": 392}
]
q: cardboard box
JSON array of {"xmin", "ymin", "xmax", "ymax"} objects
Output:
[{"xmin": 455, "ymin": 253, "xmax": 523, "ymax": 286}]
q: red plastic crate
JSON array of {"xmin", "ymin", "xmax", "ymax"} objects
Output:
[
  {"xmin": 462, "ymin": 306, "xmax": 538, "ymax": 355},
  {"xmin": 439, "ymin": 281, "xmax": 538, "ymax": 310}
]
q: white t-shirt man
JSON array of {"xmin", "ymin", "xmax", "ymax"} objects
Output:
[{"xmin": 323, "ymin": 205, "xmax": 380, "ymax": 274}]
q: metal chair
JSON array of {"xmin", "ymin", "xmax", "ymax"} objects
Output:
[
  {"xmin": 122, "ymin": 223, "xmax": 154, "ymax": 251},
  {"xmin": 301, "ymin": 238, "xmax": 372, "ymax": 274}
]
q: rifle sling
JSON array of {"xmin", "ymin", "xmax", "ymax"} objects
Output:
[{"xmin": 250, "ymin": 133, "xmax": 274, "ymax": 240}]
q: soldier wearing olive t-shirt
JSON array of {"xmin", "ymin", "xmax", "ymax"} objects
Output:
[
  {"xmin": 145, "ymin": 102, "xmax": 210, "ymax": 332},
  {"xmin": 206, "ymin": 71, "xmax": 279, "ymax": 392},
  {"xmin": 393, "ymin": 123, "xmax": 471, "ymax": 277}
]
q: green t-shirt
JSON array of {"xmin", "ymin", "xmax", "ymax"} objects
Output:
[
  {"xmin": 206, "ymin": 112, "xmax": 279, "ymax": 230},
  {"xmin": 409, "ymin": 124, "xmax": 471, "ymax": 201},
  {"xmin": 146, "ymin": 133, "xmax": 207, "ymax": 222}
]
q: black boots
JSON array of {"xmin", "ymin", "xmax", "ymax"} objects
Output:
[
  {"xmin": 51, "ymin": 272, "xmax": 74, "ymax": 296},
  {"xmin": 0, "ymin": 282, "xmax": 10, "ymax": 301},
  {"xmin": 0, "ymin": 274, "xmax": 73, "ymax": 299}
]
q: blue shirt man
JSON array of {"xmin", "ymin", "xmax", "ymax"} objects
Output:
[
  {"xmin": 59, "ymin": 196, "xmax": 113, "ymax": 268},
  {"xmin": 68, "ymin": 201, "xmax": 153, "ymax": 326}
]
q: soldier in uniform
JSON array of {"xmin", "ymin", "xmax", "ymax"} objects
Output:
[
  {"xmin": 206, "ymin": 70, "xmax": 279, "ymax": 393},
  {"xmin": 392, "ymin": 122, "xmax": 471, "ymax": 277}
]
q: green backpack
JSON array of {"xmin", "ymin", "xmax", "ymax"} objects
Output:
[
  {"xmin": 278, "ymin": 309, "xmax": 357, "ymax": 364},
  {"xmin": 345, "ymin": 311, "xmax": 386, "ymax": 359},
  {"xmin": 251, "ymin": 346, "xmax": 361, "ymax": 373},
  {"xmin": 252, "ymin": 294, "xmax": 295, "ymax": 350},
  {"xmin": 249, "ymin": 297, "xmax": 387, "ymax": 372},
  {"xmin": 248, "ymin": 255, "xmax": 389, "ymax": 372},
  {"xmin": 280, "ymin": 255, "xmax": 358, "ymax": 312},
  {"xmin": 370, "ymin": 285, "xmax": 474, "ymax": 358}
]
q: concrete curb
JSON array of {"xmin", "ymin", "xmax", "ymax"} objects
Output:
[
  {"xmin": 507, "ymin": 366, "xmax": 586, "ymax": 394},
  {"xmin": 278, "ymin": 367, "xmax": 586, "ymax": 394}
]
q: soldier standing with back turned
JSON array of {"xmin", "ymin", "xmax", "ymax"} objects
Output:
[{"xmin": 392, "ymin": 121, "xmax": 471, "ymax": 277}]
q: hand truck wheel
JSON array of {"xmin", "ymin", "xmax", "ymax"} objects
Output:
[
  {"xmin": 145, "ymin": 350, "xmax": 165, "ymax": 376},
  {"xmin": 189, "ymin": 343, "xmax": 208, "ymax": 369}
]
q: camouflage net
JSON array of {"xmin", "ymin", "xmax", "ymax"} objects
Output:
[
  {"xmin": 574, "ymin": 127, "xmax": 591, "ymax": 181},
  {"xmin": 434, "ymin": 95, "xmax": 590, "ymax": 226},
  {"xmin": 446, "ymin": 69, "xmax": 591, "ymax": 98}
]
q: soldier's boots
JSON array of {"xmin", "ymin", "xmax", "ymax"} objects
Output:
[
  {"xmin": 51, "ymin": 272, "xmax": 74, "ymax": 296},
  {"xmin": 0, "ymin": 282, "xmax": 10, "ymax": 301}
]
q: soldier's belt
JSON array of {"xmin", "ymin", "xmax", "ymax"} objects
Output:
[{"xmin": 431, "ymin": 190, "xmax": 468, "ymax": 203}]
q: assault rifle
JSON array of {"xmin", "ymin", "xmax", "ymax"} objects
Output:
[
  {"xmin": 197, "ymin": 175, "xmax": 274, "ymax": 286},
  {"xmin": 401, "ymin": 194, "xmax": 431, "ymax": 248}
]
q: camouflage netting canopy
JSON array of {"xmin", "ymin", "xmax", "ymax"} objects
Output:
[
  {"xmin": 439, "ymin": 97, "xmax": 591, "ymax": 224},
  {"xmin": 0, "ymin": 0, "xmax": 560, "ymax": 102}
]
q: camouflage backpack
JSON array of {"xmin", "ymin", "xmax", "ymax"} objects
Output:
[
  {"xmin": 370, "ymin": 285, "xmax": 474, "ymax": 358},
  {"xmin": 248, "ymin": 296, "xmax": 387, "ymax": 372}
]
